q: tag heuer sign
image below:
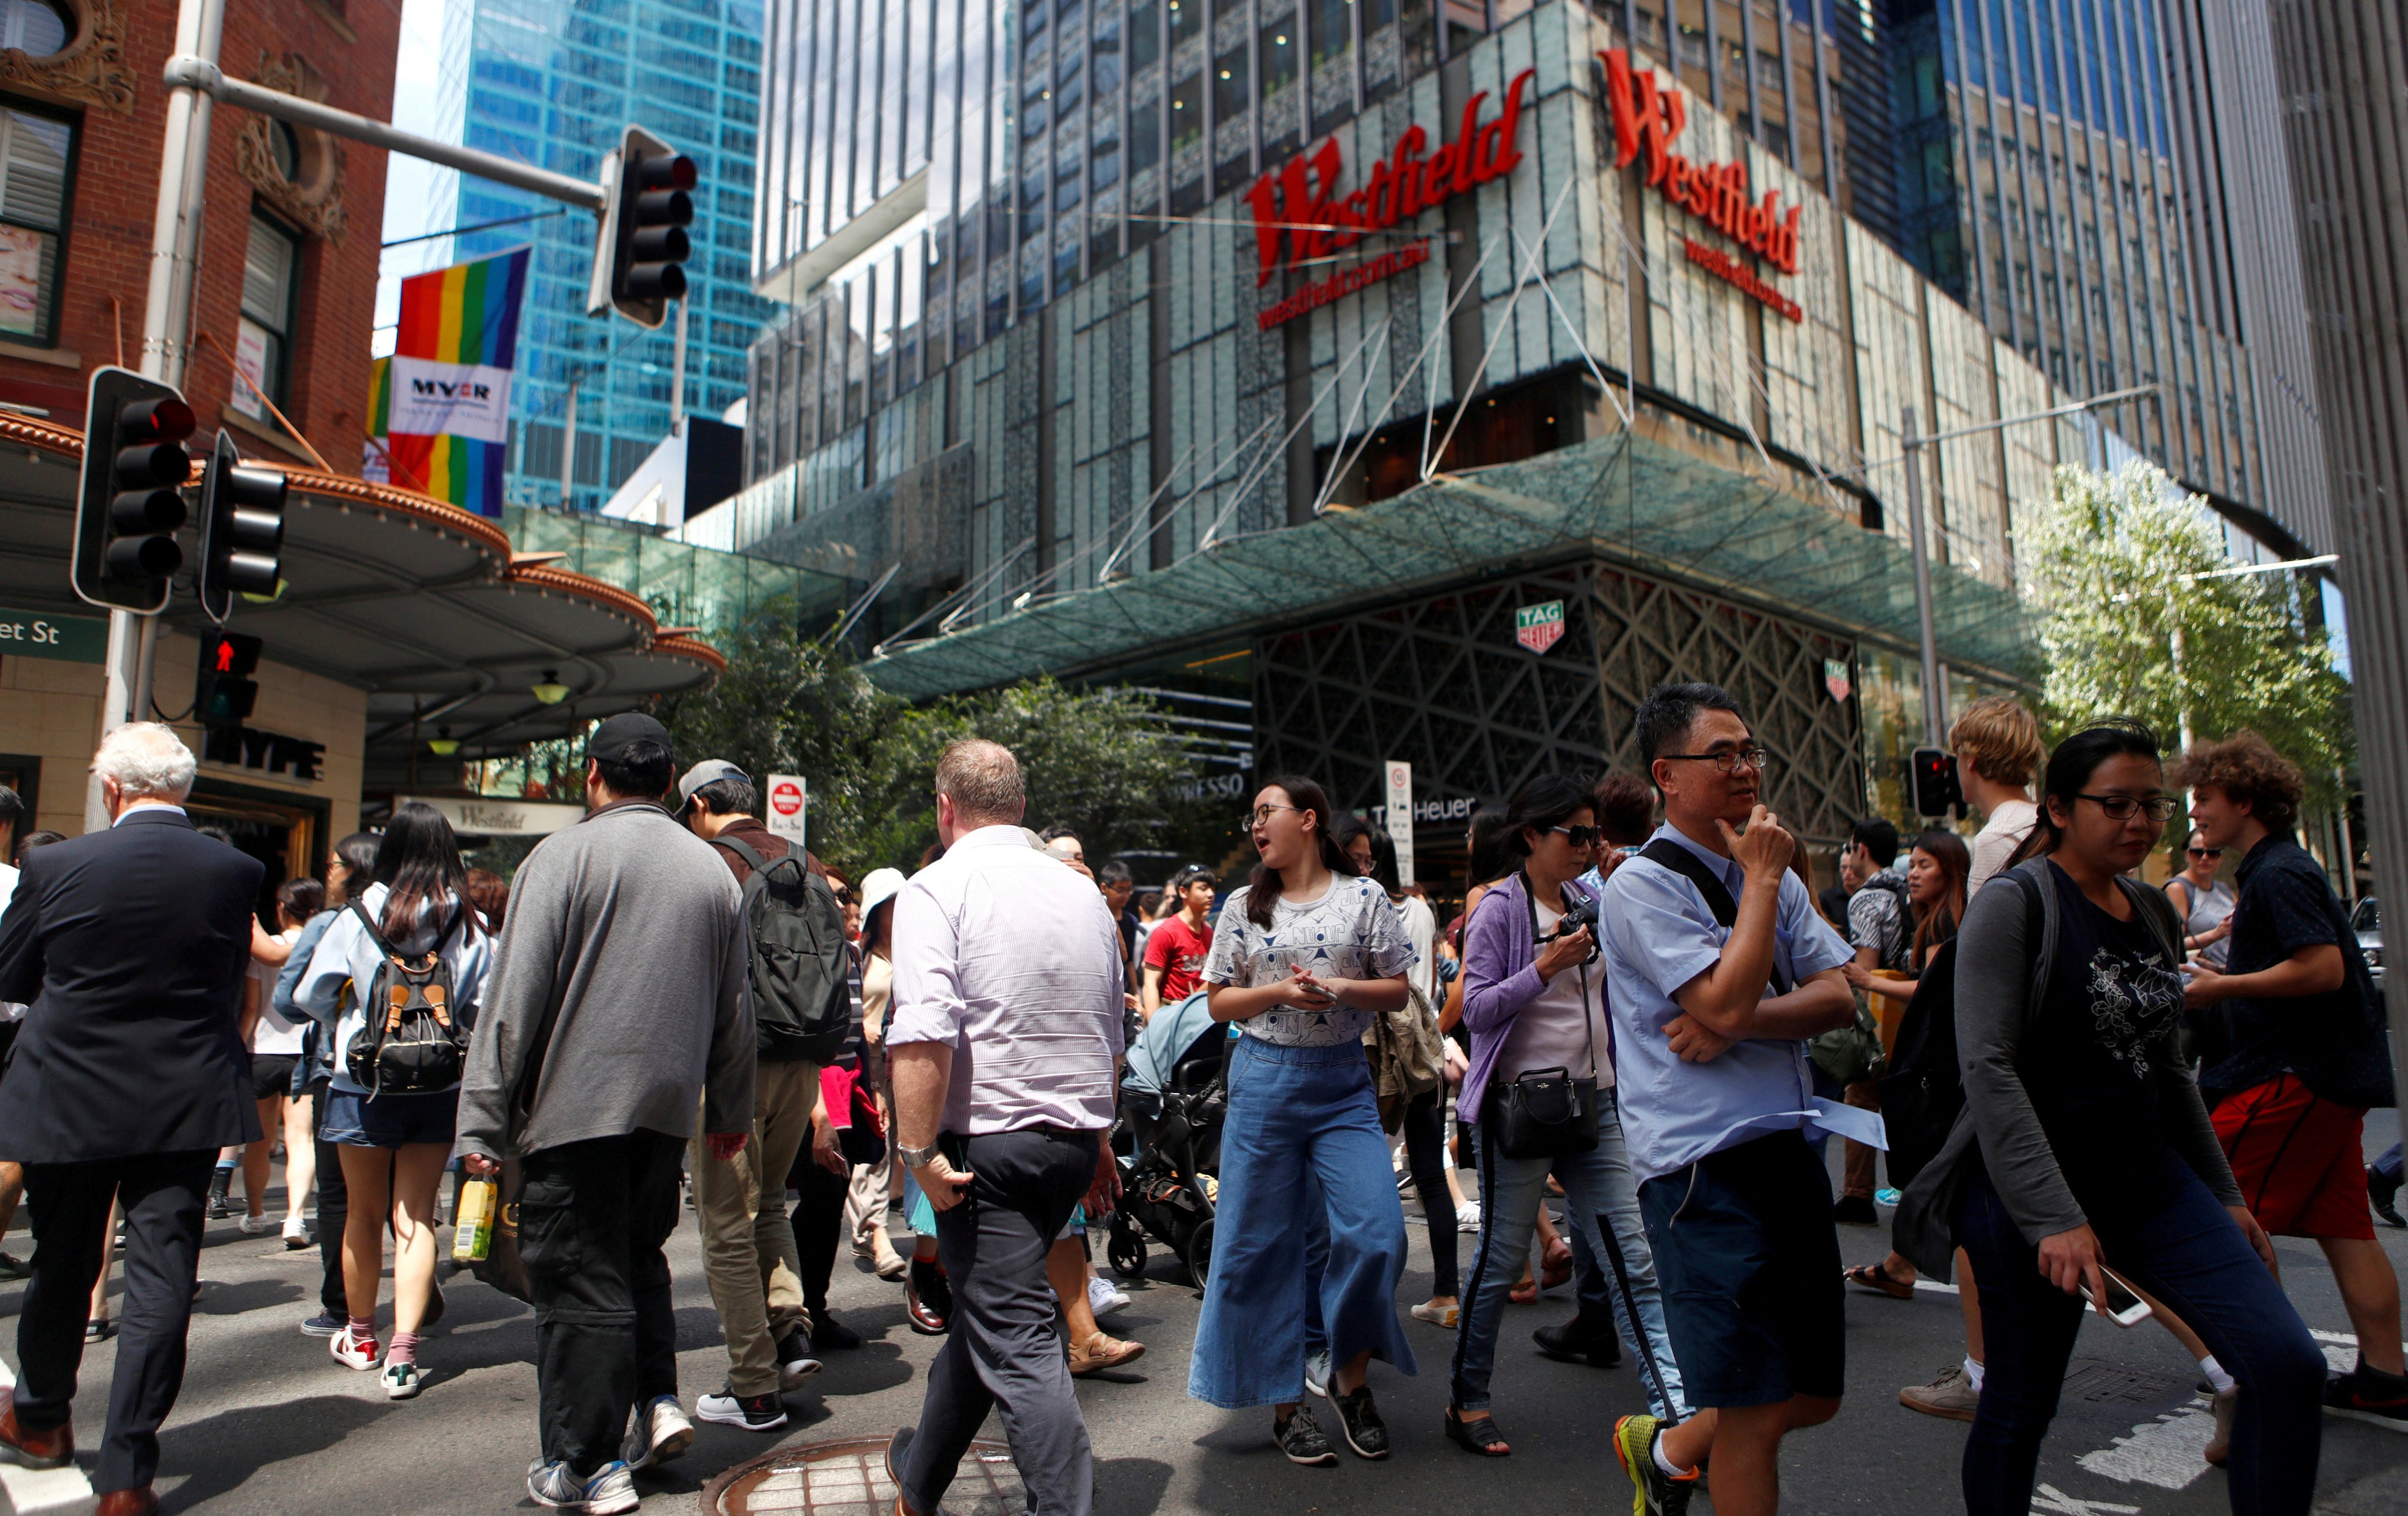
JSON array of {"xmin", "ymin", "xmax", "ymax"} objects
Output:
[
  {"xmin": 1824, "ymin": 658, "xmax": 1852, "ymax": 702},
  {"xmin": 1515, "ymin": 600, "xmax": 1566, "ymax": 655}
]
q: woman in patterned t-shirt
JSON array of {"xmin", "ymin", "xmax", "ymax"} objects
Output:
[{"xmin": 1188, "ymin": 777, "xmax": 1419, "ymax": 1468}]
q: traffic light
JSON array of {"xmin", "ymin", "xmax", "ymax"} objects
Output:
[
  {"xmin": 195, "ymin": 630, "xmax": 262, "ymax": 728},
  {"xmin": 587, "ymin": 124, "xmax": 695, "ymax": 329},
  {"xmin": 1910, "ymin": 747, "xmax": 1964, "ymax": 818},
  {"xmin": 72, "ymin": 365, "xmax": 194, "ymax": 613},
  {"xmin": 196, "ymin": 430, "xmax": 288, "ymax": 624}
]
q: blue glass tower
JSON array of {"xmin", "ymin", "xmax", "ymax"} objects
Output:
[{"xmin": 446, "ymin": 0, "xmax": 781, "ymax": 512}]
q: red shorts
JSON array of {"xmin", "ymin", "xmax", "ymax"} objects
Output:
[{"xmin": 2212, "ymin": 1074, "xmax": 2375, "ymax": 1240}]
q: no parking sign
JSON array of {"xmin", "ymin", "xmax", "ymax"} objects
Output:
[{"xmin": 765, "ymin": 774, "xmax": 807, "ymax": 848}]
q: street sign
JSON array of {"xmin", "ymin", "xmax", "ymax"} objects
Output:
[
  {"xmin": 0, "ymin": 607, "xmax": 108, "ymax": 664},
  {"xmin": 397, "ymin": 795, "xmax": 586, "ymax": 837},
  {"xmin": 765, "ymin": 772, "xmax": 807, "ymax": 847},
  {"xmin": 1515, "ymin": 599, "xmax": 1565, "ymax": 655},
  {"xmin": 1384, "ymin": 759, "xmax": 1414, "ymax": 887}
]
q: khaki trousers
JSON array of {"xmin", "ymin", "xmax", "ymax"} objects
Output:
[{"xmin": 691, "ymin": 1058, "xmax": 818, "ymax": 1395}]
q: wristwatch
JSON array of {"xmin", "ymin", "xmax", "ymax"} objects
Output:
[{"xmin": 897, "ymin": 1139, "xmax": 945, "ymax": 1170}]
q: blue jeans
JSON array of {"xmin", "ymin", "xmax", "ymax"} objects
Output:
[
  {"xmin": 1189, "ymin": 1037, "xmax": 1416, "ymax": 1408},
  {"xmin": 2374, "ymin": 1141, "xmax": 2403, "ymax": 1184},
  {"xmin": 1452, "ymin": 1095, "xmax": 1687, "ymax": 1420},
  {"xmin": 1955, "ymin": 1157, "xmax": 2326, "ymax": 1516}
]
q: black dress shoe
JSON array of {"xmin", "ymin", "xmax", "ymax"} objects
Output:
[
  {"xmin": 905, "ymin": 1258, "xmax": 950, "ymax": 1334},
  {"xmin": 2370, "ymin": 1165, "xmax": 2406, "ymax": 1228},
  {"xmin": 1832, "ymin": 1194, "xmax": 1880, "ymax": 1226},
  {"xmin": 811, "ymin": 1312, "xmax": 865, "ymax": 1350},
  {"xmin": 1532, "ymin": 1312, "xmax": 1621, "ymax": 1368}
]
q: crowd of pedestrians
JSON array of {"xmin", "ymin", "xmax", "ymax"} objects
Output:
[{"xmin": 0, "ymin": 680, "xmax": 2395, "ymax": 1516}]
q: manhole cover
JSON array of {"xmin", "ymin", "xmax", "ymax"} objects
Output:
[
  {"xmin": 2063, "ymin": 1360, "xmax": 2185, "ymax": 1405},
  {"xmin": 705, "ymin": 1434, "xmax": 1025, "ymax": 1516}
]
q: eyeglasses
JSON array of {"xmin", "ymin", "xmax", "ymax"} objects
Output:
[
  {"xmin": 2186, "ymin": 846, "xmax": 2223, "ymax": 859},
  {"xmin": 2076, "ymin": 792, "xmax": 2178, "ymax": 822},
  {"xmin": 1549, "ymin": 824, "xmax": 1604, "ymax": 848},
  {"xmin": 1660, "ymin": 746, "xmax": 1772, "ymax": 774},
  {"xmin": 1240, "ymin": 802, "xmax": 1301, "ymax": 829}
]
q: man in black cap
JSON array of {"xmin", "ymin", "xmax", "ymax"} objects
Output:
[{"xmin": 457, "ymin": 712, "xmax": 758, "ymax": 1513}]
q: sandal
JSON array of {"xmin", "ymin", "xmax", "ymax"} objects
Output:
[
  {"xmin": 1443, "ymin": 1406, "xmax": 1512, "ymax": 1457},
  {"xmin": 1844, "ymin": 1260, "xmax": 1916, "ymax": 1300},
  {"xmin": 1509, "ymin": 1268, "xmax": 1537, "ymax": 1305},
  {"xmin": 1540, "ymin": 1241, "xmax": 1573, "ymax": 1291}
]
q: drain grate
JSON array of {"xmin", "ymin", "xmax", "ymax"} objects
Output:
[
  {"xmin": 706, "ymin": 1435, "xmax": 1026, "ymax": 1516},
  {"xmin": 2062, "ymin": 1360, "xmax": 2186, "ymax": 1406}
]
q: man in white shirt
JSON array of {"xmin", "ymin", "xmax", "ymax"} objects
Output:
[
  {"xmin": 886, "ymin": 741, "xmax": 1125, "ymax": 1516},
  {"xmin": 1951, "ymin": 697, "xmax": 2045, "ymax": 892}
]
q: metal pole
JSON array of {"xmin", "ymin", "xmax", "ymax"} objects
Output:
[
  {"xmin": 2167, "ymin": 585, "xmax": 2193, "ymax": 754},
  {"xmin": 669, "ymin": 299, "xmax": 686, "ymax": 437},
  {"xmin": 1900, "ymin": 405, "xmax": 1945, "ymax": 746},
  {"xmin": 161, "ymin": 56, "xmax": 608, "ymax": 211},
  {"xmin": 559, "ymin": 378, "xmax": 579, "ymax": 509}
]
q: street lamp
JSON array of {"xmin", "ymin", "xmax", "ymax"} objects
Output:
[{"xmin": 531, "ymin": 669, "xmax": 571, "ymax": 705}]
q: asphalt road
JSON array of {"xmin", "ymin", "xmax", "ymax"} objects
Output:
[{"xmin": 6, "ymin": 1115, "xmax": 2403, "ymax": 1516}]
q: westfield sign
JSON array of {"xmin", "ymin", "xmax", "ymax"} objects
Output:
[
  {"xmin": 1246, "ymin": 67, "xmax": 1535, "ymax": 318},
  {"xmin": 1602, "ymin": 46, "xmax": 1802, "ymax": 278}
]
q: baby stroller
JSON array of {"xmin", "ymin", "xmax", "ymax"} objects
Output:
[{"xmin": 1106, "ymin": 991, "xmax": 1230, "ymax": 1288}]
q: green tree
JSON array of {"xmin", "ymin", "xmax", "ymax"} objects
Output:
[
  {"xmin": 655, "ymin": 602, "xmax": 1212, "ymax": 877},
  {"xmin": 2027, "ymin": 462, "xmax": 2353, "ymax": 810}
]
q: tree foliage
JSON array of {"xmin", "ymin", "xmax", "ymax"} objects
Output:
[
  {"xmin": 654, "ymin": 600, "xmax": 1210, "ymax": 878},
  {"xmin": 2028, "ymin": 463, "xmax": 2353, "ymax": 808}
]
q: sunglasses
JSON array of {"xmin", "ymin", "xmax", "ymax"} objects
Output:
[
  {"xmin": 1549, "ymin": 824, "xmax": 1603, "ymax": 848},
  {"xmin": 2187, "ymin": 847, "xmax": 2223, "ymax": 859}
]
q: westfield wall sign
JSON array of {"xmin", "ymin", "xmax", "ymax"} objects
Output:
[{"xmin": 1246, "ymin": 69, "xmax": 1534, "ymax": 329}]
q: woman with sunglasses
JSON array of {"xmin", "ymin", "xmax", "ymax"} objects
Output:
[
  {"xmin": 2166, "ymin": 829, "xmax": 2236, "ymax": 969},
  {"xmin": 1190, "ymin": 778, "xmax": 1419, "ymax": 1466},
  {"xmin": 1893, "ymin": 722, "xmax": 2323, "ymax": 1516},
  {"xmin": 1444, "ymin": 775, "xmax": 1686, "ymax": 1456}
]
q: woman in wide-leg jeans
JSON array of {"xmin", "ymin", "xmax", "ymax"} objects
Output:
[
  {"xmin": 1188, "ymin": 777, "xmax": 1419, "ymax": 1465},
  {"xmin": 1447, "ymin": 774, "xmax": 1688, "ymax": 1455}
]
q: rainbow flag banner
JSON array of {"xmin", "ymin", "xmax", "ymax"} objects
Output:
[{"xmin": 372, "ymin": 247, "xmax": 529, "ymax": 517}]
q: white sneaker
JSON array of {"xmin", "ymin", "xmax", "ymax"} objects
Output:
[
  {"xmin": 239, "ymin": 1214, "xmax": 275, "ymax": 1235},
  {"xmin": 330, "ymin": 1327, "xmax": 381, "ymax": 1371},
  {"xmin": 1305, "ymin": 1349, "xmax": 1332, "ymax": 1400},
  {"xmin": 281, "ymin": 1217, "xmax": 312, "ymax": 1250},
  {"xmin": 1456, "ymin": 1200, "xmax": 1484, "ymax": 1234},
  {"xmin": 381, "ymin": 1360, "xmax": 422, "ymax": 1400},
  {"xmin": 621, "ymin": 1394, "xmax": 694, "ymax": 1471},
  {"xmin": 1086, "ymin": 1274, "xmax": 1131, "ymax": 1317}
]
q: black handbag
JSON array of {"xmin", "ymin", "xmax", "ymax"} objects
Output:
[{"xmin": 1488, "ymin": 875, "xmax": 1603, "ymax": 1160}]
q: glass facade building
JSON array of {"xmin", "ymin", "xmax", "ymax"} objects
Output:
[{"xmin": 445, "ymin": 0, "xmax": 782, "ymax": 512}]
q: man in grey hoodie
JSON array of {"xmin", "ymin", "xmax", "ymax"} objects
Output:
[{"xmin": 458, "ymin": 712, "xmax": 756, "ymax": 1516}]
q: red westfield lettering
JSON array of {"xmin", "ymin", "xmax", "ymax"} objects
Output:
[
  {"xmin": 1246, "ymin": 68, "xmax": 1535, "ymax": 286},
  {"xmin": 1600, "ymin": 48, "xmax": 1800, "ymax": 276}
]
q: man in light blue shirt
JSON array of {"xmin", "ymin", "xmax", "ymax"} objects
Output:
[{"xmin": 1599, "ymin": 682, "xmax": 1855, "ymax": 1516}]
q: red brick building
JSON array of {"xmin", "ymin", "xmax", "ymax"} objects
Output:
[{"xmin": 1, "ymin": 0, "xmax": 392, "ymax": 461}]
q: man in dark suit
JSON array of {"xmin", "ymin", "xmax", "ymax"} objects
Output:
[{"xmin": 0, "ymin": 724, "xmax": 263, "ymax": 1516}]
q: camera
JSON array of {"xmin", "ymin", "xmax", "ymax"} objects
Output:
[{"xmin": 1553, "ymin": 891, "xmax": 1603, "ymax": 962}]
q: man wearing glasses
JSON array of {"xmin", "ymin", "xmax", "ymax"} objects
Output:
[{"xmin": 1599, "ymin": 682, "xmax": 1857, "ymax": 1516}]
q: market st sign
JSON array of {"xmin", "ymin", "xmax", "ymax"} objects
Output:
[
  {"xmin": 1600, "ymin": 48, "xmax": 1803, "ymax": 281},
  {"xmin": 1246, "ymin": 68, "xmax": 1536, "ymax": 293}
]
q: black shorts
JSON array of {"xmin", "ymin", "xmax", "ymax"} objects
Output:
[
  {"xmin": 1638, "ymin": 1131, "xmax": 1845, "ymax": 1408},
  {"xmin": 251, "ymin": 1052, "xmax": 301, "ymax": 1102}
]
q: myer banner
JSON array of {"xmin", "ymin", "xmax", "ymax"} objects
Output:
[{"xmin": 365, "ymin": 246, "xmax": 529, "ymax": 517}]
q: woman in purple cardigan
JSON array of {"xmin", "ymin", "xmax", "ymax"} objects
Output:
[{"xmin": 1446, "ymin": 774, "xmax": 1689, "ymax": 1457}]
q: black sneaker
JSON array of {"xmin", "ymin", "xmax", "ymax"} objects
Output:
[
  {"xmin": 776, "ymin": 1330, "xmax": 823, "ymax": 1388},
  {"xmin": 1332, "ymin": 1384, "xmax": 1389, "ymax": 1460},
  {"xmin": 1532, "ymin": 1312, "xmax": 1622, "ymax": 1368},
  {"xmin": 2323, "ymin": 1365, "xmax": 2408, "ymax": 1428},
  {"xmin": 1274, "ymin": 1404, "xmax": 1338, "ymax": 1467},
  {"xmin": 1832, "ymin": 1194, "xmax": 1880, "ymax": 1226},
  {"xmin": 2370, "ymin": 1165, "xmax": 2406, "ymax": 1228},
  {"xmin": 810, "ymin": 1312, "xmax": 863, "ymax": 1350},
  {"xmin": 298, "ymin": 1310, "xmax": 345, "ymax": 1338},
  {"xmin": 0, "ymin": 1252, "xmax": 29, "ymax": 1282},
  {"xmin": 695, "ymin": 1385, "xmax": 788, "ymax": 1431}
]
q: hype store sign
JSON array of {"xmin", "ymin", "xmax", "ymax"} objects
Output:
[{"xmin": 1245, "ymin": 53, "xmax": 1805, "ymax": 331}]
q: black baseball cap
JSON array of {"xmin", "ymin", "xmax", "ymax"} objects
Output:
[{"xmin": 586, "ymin": 711, "xmax": 673, "ymax": 765}]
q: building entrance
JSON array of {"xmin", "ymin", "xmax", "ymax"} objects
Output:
[{"xmin": 186, "ymin": 781, "xmax": 331, "ymax": 929}]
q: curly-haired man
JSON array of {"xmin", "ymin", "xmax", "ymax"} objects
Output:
[{"xmin": 2179, "ymin": 730, "xmax": 2404, "ymax": 1427}]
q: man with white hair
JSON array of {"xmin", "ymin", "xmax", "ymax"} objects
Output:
[
  {"xmin": 886, "ymin": 740, "xmax": 1126, "ymax": 1516},
  {"xmin": 0, "ymin": 724, "xmax": 264, "ymax": 1516}
]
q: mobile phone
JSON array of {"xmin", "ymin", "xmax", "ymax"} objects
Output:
[{"xmin": 2079, "ymin": 1268, "xmax": 2152, "ymax": 1327}]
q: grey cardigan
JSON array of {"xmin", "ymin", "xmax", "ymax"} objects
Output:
[
  {"xmin": 455, "ymin": 801, "xmax": 756, "ymax": 1162},
  {"xmin": 1894, "ymin": 858, "xmax": 2242, "ymax": 1278}
]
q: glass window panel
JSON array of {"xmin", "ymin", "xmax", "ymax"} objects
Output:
[
  {"xmin": 1170, "ymin": 74, "xmax": 1202, "ymax": 153},
  {"xmin": 1130, "ymin": 0, "xmax": 1160, "ymax": 68},
  {"xmin": 1212, "ymin": 44, "xmax": 1248, "ymax": 118},
  {"xmin": 1259, "ymin": 20, "xmax": 1295, "ymax": 91}
]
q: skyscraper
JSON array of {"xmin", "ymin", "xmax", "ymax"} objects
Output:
[{"xmin": 445, "ymin": 0, "xmax": 781, "ymax": 512}]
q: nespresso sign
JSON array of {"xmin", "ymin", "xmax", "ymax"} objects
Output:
[
  {"xmin": 1600, "ymin": 47, "xmax": 1804, "ymax": 321},
  {"xmin": 1246, "ymin": 69, "xmax": 1535, "ymax": 328}
]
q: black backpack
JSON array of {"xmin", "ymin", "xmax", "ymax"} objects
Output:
[
  {"xmin": 1876, "ymin": 937, "xmax": 1962, "ymax": 1190},
  {"xmin": 718, "ymin": 837, "xmax": 852, "ymax": 1062},
  {"xmin": 345, "ymin": 899, "xmax": 470, "ymax": 1095}
]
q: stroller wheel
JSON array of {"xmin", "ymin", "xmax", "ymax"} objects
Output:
[
  {"xmin": 1183, "ymin": 1217, "xmax": 1215, "ymax": 1290},
  {"xmin": 1107, "ymin": 1214, "xmax": 1148, "ymax": 1281}
]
